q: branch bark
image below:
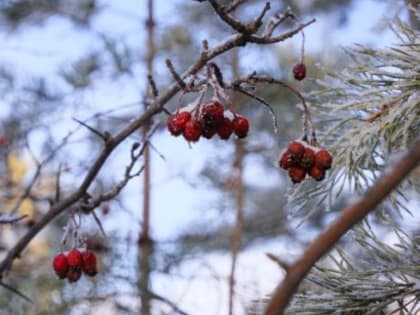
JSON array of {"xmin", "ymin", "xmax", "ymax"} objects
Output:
[{"xmin": 264, "ymin": 138, "xmax": 420, "ymax": 315}]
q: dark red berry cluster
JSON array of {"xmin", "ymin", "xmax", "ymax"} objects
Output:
[
  {"xmin": 279, "ymin": 140, "xmax": 332, "ymax": 183},
  {"xmin": 52, "ymin": 248, "xmax": 98, "ymax": 283},
  {"xmin": 167, "ymin": 100, "xmax": 249, "ymax": 142}
]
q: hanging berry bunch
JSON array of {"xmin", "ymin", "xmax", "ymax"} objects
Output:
[
  {"xmin": 166, "ymin": 62, "xmax": 249, "ymax": 143},
  {"xmin": 52, "ymin": 211, "xmax": 99, "ymax": 283},
  {"xmin": 279, "ymin": 140, "xmax": 332, "ymax": 183}
]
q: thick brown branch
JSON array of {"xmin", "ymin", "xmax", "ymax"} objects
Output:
[{"xmin": 264, "ymin": 138, "xmax": 420, "ymax": 315}]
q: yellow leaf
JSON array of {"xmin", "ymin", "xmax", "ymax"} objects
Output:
[{"xmin": 7, "ymin": 151, "xmax": 28, "ymax": 184}]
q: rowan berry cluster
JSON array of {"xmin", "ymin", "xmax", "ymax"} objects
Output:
[
  {"xmin": 279, "ymin": 140, "xmax": 332, "ymax": 183},
  {"xmin": 167, "ymin": 99, "xmax": 249, "ymax": 142},
  {"xmin": 52, "ymin": 248, "xmax": 98, "ymax": 283}
]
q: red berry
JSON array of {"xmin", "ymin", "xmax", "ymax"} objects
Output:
[
  {"xmin": 315, "ymin": 149, "xmax": 333, "ymax": 170},
  {"xmin": 52, "ymin": 253, "xmax": 69, "ymax": 279},
  {"xmin": 300, "ymin": 147, "xmax": 315, "ymax": 170},
  {"xmin": 288, "ymin": 166, "xmax": 306, "ymax": 183},
  {"xmin": 167, "ymin": 114, "xmax": 180, "ymax": 136},
  {"xmin": 201, "ymin": 125, "xmax": 217, "ymax": 139},
  {"xmin": 279, "ymin": 151, "xmax": 295, "ymax": 170},
  {"xmin": 167, "ymin": 111, "xmax": 191, "ymax": 136},
  {"xmin": 82, "ymin": 250, "xmax": 98, "ymax": 277},
  {"xmin": 0, "ymin": 135, "xmax": 6, "ymax": 146},
  {"xmin": 183, "ymin": 119, "xmax": 201, "ymax": 142},
  {"xmin": 176, "ymin": 111, "xmax": 192, "ymax": 128},
  {"xmin": 288, "ymin": 141, "xmax": 305, "ymax": 161},
  {"xmin": 293, "ymin": 63, "xmax": 306, "ymax": 81},
  {"xmin": 67, "ymin": 269, "xmax": 82, "ymax": 283},
  {"xmin": 67, "ymin": 248, "xmax": 83, "ymax": 270},
  {"xmin": 232, "ymin": 116, "xmax": 249, "ymax": 138},
  {"xmin": 217, "ymin": 117, "xmax": 233, "ymax": 140},
  {"xmin": 202, "ymin": 100, "xmax": 224, "ymax": 128},
  {"xmin": 309, "ymin": 166, "xmax": 325, "ymax": 181}
]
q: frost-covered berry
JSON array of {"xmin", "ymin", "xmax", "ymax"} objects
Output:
[
  {"xmin": 232, "ymin": 116, "xmax": 249, "ymax": 139},
  {"xmin": 288, "ymin": 166, "xmax": 306, "ymax": 183},
  {"xmin": 309, "ymin": 166, "xmax": 325, "ymax": 181},
  {"xmin": 183, "ymin": 119, "xmax": 202, "ymax": 142},
  {"xmin": 300, "ymin": 147, "xmax": 315, "ymax": 170},
  {"xmin": 202, "ymin": 100, "xmax": 224, "ymax": 129},
  {"xmin": 288, "ymin": 141, "xmax": 305, "ymax": 161},
  {"xmin": 279, "ymin": 151, "xmax": 295, "ymax": 170},
  {"xmin": 315, "ymin": 149, "xmax": 333, "ymax": 170},
  {"xmin": 167, "ymin": 111, "xmax": 191, "ymax": 136}
]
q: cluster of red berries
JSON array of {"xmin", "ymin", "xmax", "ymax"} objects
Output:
[
  {"xmin": 52, "ymin": 248, "xmax": 98, "ymax": 283},
  {"xmin": 167, "ymin": 100, "xmax": 249, "ymax": 142},
  {"xmin": 279, "ymin": 140, "xmax": 332, "ymax": 183}
]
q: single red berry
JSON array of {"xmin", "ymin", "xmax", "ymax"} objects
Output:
[
  {"xmin": 232, "ymin": 116, "xmax": 249, "ymax": 138},
  {"xmin": 315, "ymin": 149, "xmax": 333, "ymax": 170},
  {"xmin": 101, "ymin": 204, "xmax": 110, "ymax": 215},
  {"xmin": 201, "ymin": 125, "xmax": 217, "ymax": 139},
  {"xmin": 167, "ymin": 114, "xmax": 181, "ymax": 136},
  {"xmin": 0, "ymin": 135, "xmax": 6, "ymax": 146},
  {"xmin": 309, "ymin": 166, "xmax": 325, "ymax": 181},
  {"xmin": 167, "ymin": 111, "xmax": 191, "ymax": 136},
  {"xmin": 202, "ymin": 101, "xmax": 224, "ymax": 128},
  {"xmin": 293, "ymin": 63, "xmax": 306, "ymax": 81},
  {"xmin": 288, "ymin": 141, "xmax": 305, "ymax": 161},
  {"xmin": 67, "ymin": 248, "xmax": 83, "ymax": 270},
  {"xmin": 217, "ymin": 117, "xmax": 233, "ymax": 140},
  {"xmin": 176, "ymin": 111, "xmax": 192, "ymax": 129},
  {"xmin": 300, "ymin": 147, "xmax": 315, "ymax": 170},
  {"xmin": 183, "ymin": 119, "xmax": 201, "ymax": 142},
  {"xmin": 52, "ymin": 253, "xmax": 69, "ymax": 279},
  {"xmin": 288, "ymin": 166, "xmax": 306, "ymax": 183},
  {"xmin": 279, "ymin": 151, "xmax": 295, "ymax": 170},
  {"xmin": 82, "ymin": 250, "xmax": 98, "ymax": 277},
  {"xmin": 67, "ymin": 269, "xmax": 82, "ymax": 283}
]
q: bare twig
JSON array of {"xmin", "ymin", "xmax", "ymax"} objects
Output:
[
  {"xmin": 264, "ymin": 137, "xmax": 420, "ymax": 315},
  {"xmin": 72, "ymin": 117, "xmax": 110, "ymax": 142},
  {"xmin": 166, "ymin": 59, "xmax": 186, "ymax": 89},
  {"xmin": 0, "ymin": 214, "xmax": 27, "ymax": 225},
  {"xmin": 0, "ymin": 281, "xmax": 32, "ymax": 303}
]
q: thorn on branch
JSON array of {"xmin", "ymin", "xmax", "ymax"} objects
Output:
[
  {"xmin": 147, "ymin": 74, "xmax": 159, "ymax": 98},
  {"xmin": 266, "ymin": 252, "xmax": 290, "ymax": 272},
  {"xmin": 72, "ymin": 118, "xmax": 111, "ymax": 142},
  {"xmin": 209, "ymin": 62, "xmax": 225, "ymax": 87},
  {"xmin": 166, "ymin": 59, "xmax": 186, "ymax": 89},
  {"xmin": 249, "ymin": 2, "xmax": 271, "ymax": 31}
]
